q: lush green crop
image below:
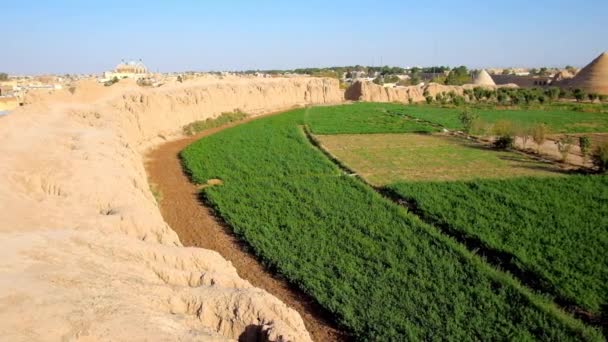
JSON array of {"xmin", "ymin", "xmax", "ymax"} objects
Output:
[
  {"xmin": 306, "ymin": 102, "xmax": 439, "ymax": 134},
  {"xmin": 388, "ymin": 176, "xmax": 608, "ymax": 314},
  {"xmin": 181, "ymin": 109, "xmax": 599, "ymax": 340},
  {"xmin": 401, "ymin": 105, "xmax": 608, "ymax": 133}
]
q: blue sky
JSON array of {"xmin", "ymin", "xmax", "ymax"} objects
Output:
[{"xmin": 3, "ymin": 0, "xmax": 607, "ymax": 74}]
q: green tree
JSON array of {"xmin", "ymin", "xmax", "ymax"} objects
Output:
[
  {"xmin": 573, "ymin": 89, "xmax": 586, "ymax": 102},
  {"xmin": 579, "ymin": 136, "xmax": 591, "ymax": 161},
  {"xmin": 444, "ymin": 66, "xmax": 470, "ymax": 85},
  {"xmin": 458, "ymin": 110, "xmax": 479, "ymax": 134},
  {"xmin": 592, "ymin": 142, "xmax": 608, "ymax": 172},
  {"xmin": 0, "ymin": 73, "xmax": 8, "ymax": 81}
]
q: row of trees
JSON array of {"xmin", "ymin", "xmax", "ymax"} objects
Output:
[
  {"xmin": 457, "ymin": 111, "xmax": 608, "ymax": 171},
  {"xmin": 423, "ymin": 87, "xmax": 606, "ymax": 106}
]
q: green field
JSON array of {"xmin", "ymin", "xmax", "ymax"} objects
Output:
[
  {"xmin": 388, "ymin": 177, "xmax": 608, "ymax": 315},
  {"xmin": 316, "ymin": 133, "xmax": 562, "ymax": 185},
  {"xmin": 181, "ymin": 109, "xmax": 599, "ymax": 340},
  {"xmin": 306, "ymin": 102, "xmax": 439, "ymax": 134},
  {"xmin": 400, "ymin": 105, "xmax": 608, "ymax": 133}
]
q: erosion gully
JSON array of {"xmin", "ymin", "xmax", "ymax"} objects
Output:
[{"xmin": 145, "ymin": 113, "xmax": 350, "ymax": 342}]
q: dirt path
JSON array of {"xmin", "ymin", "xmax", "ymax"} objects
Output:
[{"xmin": 145, "ymin": 114, "xmax": 348, "ymax": 342}]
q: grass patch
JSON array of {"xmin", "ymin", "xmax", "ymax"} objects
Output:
[
  {"xmin": 402, "ymin": 105, "xmax": 608, "ymax": 134},
  {"xmin": 183, "ymin": 110, "xmax": 248, "ymax": 136},
  {"xmin": 306, "ymin": 102, "xmax": 439, "ymax": 134},
  {"xmin": 149, "ymin": 181, "xmax": 163, "ymax": 204},
  {"xmin": 181, "ymin": 108, "xmax": 599, "ymax": 340},
  {"xmin": 316, "ymin": 133, "xmax": 562, "ymax": 185},
  {"xmin": 387, "ymin": 176, "xmax": 608, "ymax": 316}
]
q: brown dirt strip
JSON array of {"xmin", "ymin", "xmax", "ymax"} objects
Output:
[{"xmin": 145, "ymin": 112, "xmax": 349, "ymax": 342}]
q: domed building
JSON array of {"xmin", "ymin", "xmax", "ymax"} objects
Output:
[{"xmin": 103, "ymin": 59, "xmax": 149, "ymax": 80}]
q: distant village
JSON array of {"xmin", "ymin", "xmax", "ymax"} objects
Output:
[{"xmin": 1, "ymin": 53, "xmax": 605, "ymax": 113}]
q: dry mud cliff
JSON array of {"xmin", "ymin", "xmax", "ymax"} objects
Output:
[
  {"xmin": 0, "ymin": 77, "xmax": 342, "ymax": 341},
  {"xmin": 345, "ymin": 80, "xmax": 515, "ymax": 103}
]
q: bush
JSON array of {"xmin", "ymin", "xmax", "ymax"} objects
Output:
[
  {"xmin": 104, "ymin": 76, "xmax": 119, "ymax": 87},
  {"xmin": 592, "ymin": 142, "xmax": 608, "ymax": 172},
  {"xmin": 452, "ymin": 95, "xmax": 465, "ymax": 106},
  {"xmin": 573, "ymin": 89, "xmax": 586, "ymax": 102},
  {"xmin": 183, "ymin": 111, "xmax": 248, "ymax": 135},
  {"xmin": 425, "ymin": 96, "xmax": 433, "ymax": 104},
  {"xmin": 458, "ymin": 110, "xmax": 479, "ymax": 134},
  {"xmin": 494, "ymin": 135, "xmax": 514, "ymax": 149},
  {"xmin": 579, "ymin": 136, "xmax": 591, "ymax": 160},
  {"xmin": 588, "ymin": 93, "xmax": 598, "ymax": 102}
]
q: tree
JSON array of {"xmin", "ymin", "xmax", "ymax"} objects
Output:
[
  {"xmin": 445, "ymin": 66, "xmax": 470, "ymax": 85},
  {"xmin": 0, "ymin": 73, "xmax": 8, "ymax": 81},
  {"xmin": 579, "ymin": 136, "xmax": 591, "ymax": 161},
  {"xmin": 573, "ymin": 89, "xmax": 586, "ymax": 102},
  {"xmin": 458, "ymin": 110, "xmax": 479, "ymax": 134},
  {"xmin": 532, "ymin": 123, "xmax": 548, "ymax": 153},
  {"xmin": 425, "ymin": 96, "xmax": 434, "ymax": 104},
  {"xmin": 545, "ymin": 87, "xmax": 560, "ymax": 101},
  {"xmin": 588, "ymin": 93, "xmax": 598, "ymax": 102},
  {"xmin": 502, "ymin": 69, "xmax": 512, "ymax": 75},
  {"xmin": 592, "ymin": 142, "xmax": 608, "ymax": 172}
]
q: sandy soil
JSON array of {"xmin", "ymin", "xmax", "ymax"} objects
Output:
[
  {"xmin": 0, "ymin": 76, "xmax": 343, "ymax": 341},
  {"xmin": 145, "ymin": 116, "xmax": 348, "ymax": 342}
]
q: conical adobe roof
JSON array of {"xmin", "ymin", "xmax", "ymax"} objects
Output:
[
  {"xmin": 473, "ymin": 69, "xmax": 496, "ymax": 86},
  {"xmin": 569, "ymin": 52, "xmax": 608, "ymax": 95}
]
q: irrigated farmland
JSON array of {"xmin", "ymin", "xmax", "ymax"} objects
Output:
[
  {"xmin": 401, "ymin": 104, "xmax": 608, "ymax": 133},
  {"xmin": 315, "ymin": 133, "xmax": 562, "ymax": 185},
  {"xmin": 306, "ymin": 102, "xmax": 439, "ymax": 134},
  {"xmin": 181, "ymin": 108, "xmax": 599, "ymax": 340},
  {"xmin": 388, "ymin": 176, "xmax": 608, "ymax": 315}
]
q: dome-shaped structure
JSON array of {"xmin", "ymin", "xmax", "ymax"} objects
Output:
[
  {"xmin": 473, "ymin": 69, "xmax": 496, "ymax": 86},
  {"xmin": 568, "ymin": 52, "xmax": 608, "ymax": 95},
  {"xmin": 115, "ymin": 60, "xmax": 148, "ymax": 74}
]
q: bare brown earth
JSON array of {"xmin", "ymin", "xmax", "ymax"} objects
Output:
[
  {"xmin": 0, "ymin": 76, "xmax": 343, "ymax": 341},
  {"xmin": 145, "ymin": 115, "xmax": 349, "ymax": 342}
]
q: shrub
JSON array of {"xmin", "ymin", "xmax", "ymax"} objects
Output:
[
  {"xmin": 532, "ymin": 123, "xmax": 548, "ymax": 153},
  {"xmin": 452, "ymin": 95, "xmax": 465, "ymax": 106},
  {"xmin": 183, "ymin": 111, "xmax": 248, "ymax": 135},
  {"xmin": 492, "ymin": 120, "xmax": 515, "ymax": 149},
  {"xmin": 425, "ymin": 95, "xmax": 433, "ymax": 104},
  {"xmin": 408, "ymin": 98, "xmax": 413, "ymax": 105},
  {"xmin": 573, "ymin": 89, "xmax": 586, "ymax": 102},
  {"xmin": 592, "ymin": 142, "xmax": 608, "ymax": 172},
  {"xmin": 545, "ymin": 87, "xmax": 560, "ymax": 101},
  {"xmin": 579, "ymin": 136, "xmax": 591, "ymax": 160},
  {"xmin": 588, "ymin": 93, "xmax": 598, "ymax": 102},
  {"xmin": 458, "ymin": 110, "xmax": 479, "ymax": 134},
  {"xmin": 104, "ymin": 76, "xmax": 119, "ymax": 87},
  {"xmin": 494, "ymin": 135, "xmax": 514, "ymax": 149}
]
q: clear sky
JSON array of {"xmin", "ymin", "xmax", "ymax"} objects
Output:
[{"xmin": 3, "ymin": 0, "xmax": 607, "ymax": 74}]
